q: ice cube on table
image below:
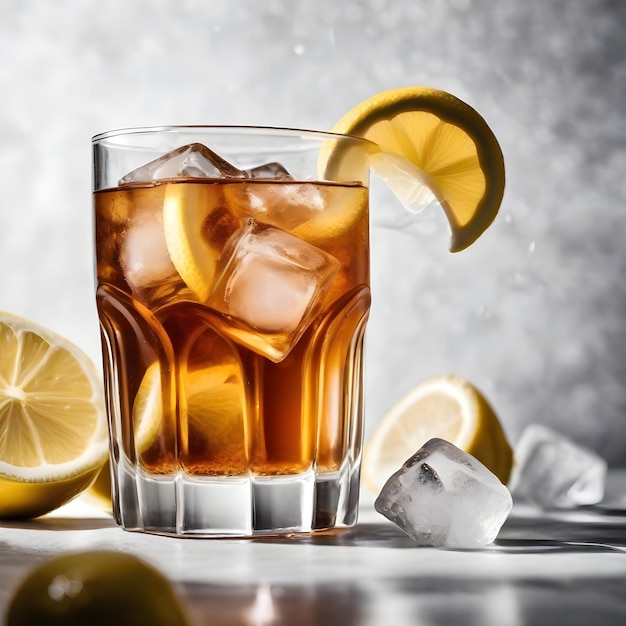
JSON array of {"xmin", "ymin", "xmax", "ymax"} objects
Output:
[
  {"xmin": 224, "ymin": 180, "xmax": 328, "ymax": 231},
  {"xmin": 119, "ymin": 143, "xmax": 246, "ymax": 184},
  {"xmin": 375, "ymin": 438, "xmax": 513, "ymax": 548},
  {"xmin": 508, "ymin": 424, "xmax": 607, "ymax": 509},
  {"xmin": 208, "ymin": 220, "xmax": 339, "ymax": 362}
]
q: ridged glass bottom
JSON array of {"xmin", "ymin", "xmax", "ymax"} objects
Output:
[{"xmin": 112, "ymin": 458, "xmax": 361, "ymax": 537}]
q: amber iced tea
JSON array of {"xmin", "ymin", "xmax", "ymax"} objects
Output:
[
  {"xmin": 96, "ymin": 179, "xmax": 369, "ymax": 473},
  {"xmin": 93, "ymin": 129, "xmax": 371, "ymax": 536}
]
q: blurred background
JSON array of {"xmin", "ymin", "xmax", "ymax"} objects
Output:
[{"xmin": 0, "ymin": 0, "xmax": 624, "ymax": 463}]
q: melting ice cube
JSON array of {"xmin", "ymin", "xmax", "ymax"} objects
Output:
[
  {"xmin": 224, "ymin": 180, "xmax": 329, "ymax": 232},
  {"xmin": 120, "ymin": 207, "xmax": 179, "ymax": 293},
  {"xmin": 247, "ymin": 162, "xmax": 292, "ymax": 179},
  {"xmin": 508, "ymin": 424, "xmax": 607, "ymax": 509},
  {"xmin": 119, "ymin": 143, "xmax": 246, "ymax": 184},
  {"xmin": 208, "ymin": 220, "xmax": 339, "ymax": 362},
  {"xmin": 375, "ymin": 438, "xmax": 513, "ymax": 548}
]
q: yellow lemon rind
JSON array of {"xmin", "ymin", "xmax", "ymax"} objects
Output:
[
  {"xmin": 162, "ymin": 183, "xmax": 220, "ymax": 301},
  {"xmin": 328, "ymin": 86, "xmax": 505, "ymax": 252},
  {"xmin": 0, "ymin": 466, "xmax": 102, "ymax": 519},
  {"xmin": 361, "ymin": 374, "xmax": 512, "ymax": 495},
  {"xmin": 83, "ymin": 461, "xmax": 113, "ymax": 512}
]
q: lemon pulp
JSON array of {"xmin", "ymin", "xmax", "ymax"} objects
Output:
[{"xmin": 0, "ymin": 312, "xmax": 108, "ymax": 518}]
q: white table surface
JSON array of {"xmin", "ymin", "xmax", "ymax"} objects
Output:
[{"xmin": 2, "ymin": 476, "xmax": 626, "ymax": 626}]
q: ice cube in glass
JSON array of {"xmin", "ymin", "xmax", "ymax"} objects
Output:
[
  {"xmin": 120, "ymin": 143, "xmax": 246, "ymax": 184},
  {"xmin": 207, "ymin": 220, "xmax": 339, "ymax": 362},
  {"xmin": 224, "ymin": 179, "xmax": 331, "ymax": 231},
  {"xmin": 247, "ymin": 162, "xmax": 292, "ymax": 179},
  {"xmin": 119, "ymin": 194, "xmax": 181, "ymax": 302}
]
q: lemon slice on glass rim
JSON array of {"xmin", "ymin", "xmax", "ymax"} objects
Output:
[
  {"xmin": 362, "ymin": 375, "xmax": 513, "ymax": 494},
  {"xmin": 0, "ymin": 312, "xmax": 108, "ymax": 518},
  {"xmin": 322, "ymin": 86, "xmax": 506, "ymax": 252}
]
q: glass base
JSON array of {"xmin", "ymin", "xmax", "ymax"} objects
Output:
[{"xmin": 112, "ymin": 459, "xmax": 361, "ymax": 537}]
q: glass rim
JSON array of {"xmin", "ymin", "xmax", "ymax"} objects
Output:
[{"xmin": 92, "ymin": 124, "xmax": 377, "ymax": 148}]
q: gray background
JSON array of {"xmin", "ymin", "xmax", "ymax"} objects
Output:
[{"xmin": 1, "ymin": 0, "xmax": 624, "ymax": 463}]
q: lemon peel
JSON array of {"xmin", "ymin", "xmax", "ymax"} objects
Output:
[
  {"xmin": 0, "ymin": 312, "xmax": 108, "ymax": 518},
  {"xmin": 326, "ymin": 86, "xmax": 505, "ymax": 251}
]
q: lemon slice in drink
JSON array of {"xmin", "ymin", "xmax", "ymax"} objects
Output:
[
  {"xmin": 83, "ymin": 361, "xmax": 243, "ymax": 501},
  {"xmin": 132, "ymin": 361, "xmax": 242, "ymax": 450},
  {"xmin": 0, "ymin": 312, "xmax": 108, "ymax": 518},
  {"xmin": 324, "ymin": 86, "xmax": 505, "ymax": 251},
  {"xmin": 84, "ymin": 363, "xmax": 165, "ymax": 512},
  {"xmin": 362, "ymin": 375, "xmax": 512, "ymax": 494},
  {"xmin": 132, "ymin": 362, "xmax": 164, "ymax": 452},
  {"xmin": 163, "ymin": 183, "xmax": 227, "ymax": 301}
]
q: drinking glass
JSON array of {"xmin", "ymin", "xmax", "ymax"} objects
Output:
[{"xmin": 92, "ymin": 126, "xmax": 372, "ymax": 536}]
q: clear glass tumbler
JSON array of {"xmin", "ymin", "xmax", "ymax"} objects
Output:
[{"xmin": 92, "ymin": 126, "xmax": 372, "ymax": 536}]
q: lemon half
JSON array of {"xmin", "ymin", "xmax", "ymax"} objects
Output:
[
  {"xmin": 0, "ymin": 312, "xmax": 108, "ymax": 518},
  {"xmin": 362, "ymin": 375, "xmax": 512, "ymax": 494}
]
